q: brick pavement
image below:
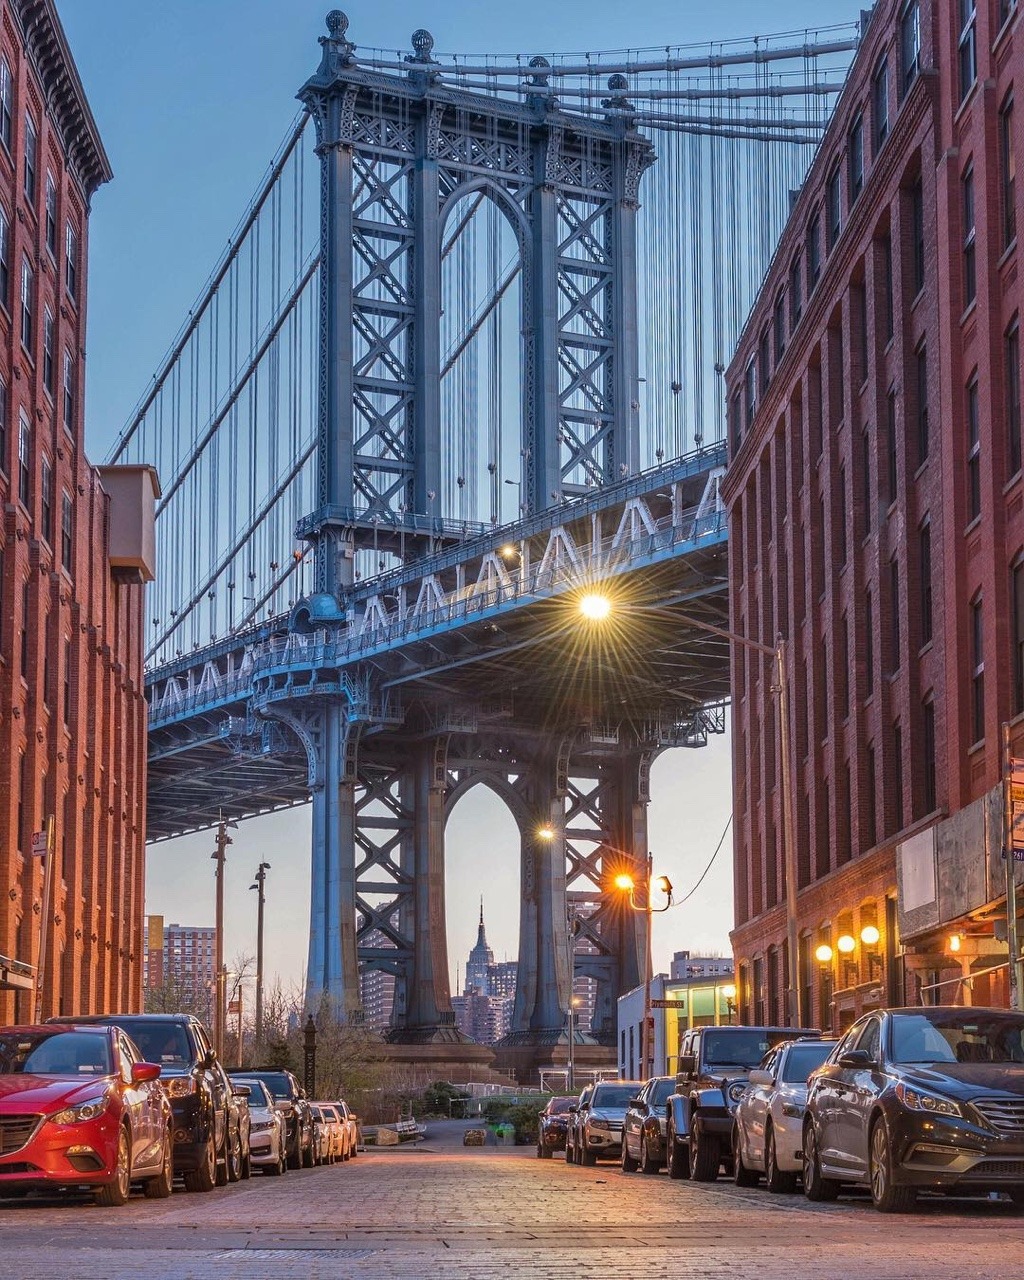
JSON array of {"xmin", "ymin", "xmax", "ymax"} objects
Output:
[{"xmin": 0, "ymin": 1126, "xmax": 1021, "ymax": 1279}]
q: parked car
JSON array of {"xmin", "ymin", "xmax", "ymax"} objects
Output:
[
  {"xmin": 52, "ymin": 1013, "xmax": 236, "ymax": 1192},
  {"xmin": 564, "ymin": 1085, "xmax": 593, "ymax": 1165},
  {"xmin": 803, "ymin": 1006, "xmax": 1024, "ymax": 1213},
  {"xmin": 621, "ymin": 1076, "xmax": 675, "ymax": 1174},
  {"xmin": 219, "ymin": 1064, "xmax": 252, "ymax": 1180},
  {"xmin": 570, "ymin": 1080, "xmax": 643, "ymax": 1166},
  {"xmin": 667, "ymin": 1024, "xmax": 820, "ymax": 1182},
  {"xmin": 336, "ymin": 1099, "xmax": 359, "ymax": 1156},
  {"xmin": 0, "ymin": 1024, "xmax": 173, "ymax": 1205},
  {"xmin": 232, "ymin": 1077, "xmax": 287, "ymax": 1175},
  {"xmin": 536, "ymin": 1096, "xmax": 575, "ymax": 1158},
  {"xmin": 227, "ymin": 1068, "xmax": 313, "ymax": 1170},
  {"xmin": 732, "ymin": 1038, "xmax": 834, "ymax": 1191},
  {"xmin": 310, "ymin": 1105, "xmax": 333, "ymax": 1165},
  {"xmin": 314, "ymin": 1102, "xmax": 348, "ymax": 1161}
]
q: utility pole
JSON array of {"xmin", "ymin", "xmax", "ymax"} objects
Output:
[
  {"xmin": 211, "ymin": 816, "xmax": 235, "ymax": 1058},
  {"xmin": 250, "ymin": 861, "xmax": 271, "ymax": 1046},
  {"xmin": 33, "ymin": 815, "xmax": 55, "ymax": 1022}
]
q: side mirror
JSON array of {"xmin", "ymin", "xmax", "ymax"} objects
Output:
[
  {"xmin": 837, "ymin": 1049, "xmax": 874, "ymax": 1070},
  {"xmin": 748, "ymin": 1069, "xmax": 774, "ymax": 1088},
  {"xmin": 233, "ymin": 1085, "xmax": 251, "ymax": 1098},
  {"xmin": 202, "ymin": 1048, "xmax": 217, "ymax": 1070},
  {"xmin": 132, "ymin": 1062, "xmax": 161, "ymax": 1083},
  {"xmin": 678, "ymin": 1053, "xmax": 696, "ymax": 1075},
  {"xmin": 628, "ymin": 1097, "xmax": 643, "ymax": 1107},
  {"xmin": 568, "ymin": 1106, "xmax": 578, "ymax": 1114}
]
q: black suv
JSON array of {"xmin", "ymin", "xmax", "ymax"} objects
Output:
[
  {"xmin": 667, "ymin": 1024, "xmax": 819, "ymax": 1181},
  {"xmin": 228, "ymin": 1068, "xmax": 314, "ymax": 1169},
  {"xmin": 51, "ymin": 1013, "xmax": 241, "ymax": 1191}
]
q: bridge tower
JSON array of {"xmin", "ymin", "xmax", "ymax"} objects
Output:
[{"xmin": 291, "ymin": 11, "xmax": 656, "ymax": 1057}]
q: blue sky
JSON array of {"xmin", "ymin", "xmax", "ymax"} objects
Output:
[{"xmin": 59, "ymin": 1, "xmax": 856, "ymax": 998}]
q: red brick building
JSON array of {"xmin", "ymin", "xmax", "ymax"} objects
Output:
[
  {"xmin": 0, "ymin": 0, "xmax": 155, "ymax": 1021},
  {"xmin": 723, "ymin": 0, "xmax": 1024, "ymax": 1031}
]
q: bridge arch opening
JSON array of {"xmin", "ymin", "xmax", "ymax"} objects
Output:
[
  {"xmin": 444, "ymin": 779, "xmax": 523, "ymax": 1040},
  {"xmin": 440, "ymin": 186, "xmax": 525, "ymax": 528}
]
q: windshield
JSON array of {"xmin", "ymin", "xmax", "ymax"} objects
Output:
[
  {"xmin": 703, "ymin": 1030, "xmax": 775, "ymax": 1068},
  {"xmin": 781, "ymin": 1043, "xmax": 833, "ymax": 1083},
  {"xmin": 0, "ymin": 1030, "xmax": 113, "ymax": 1077},
  {"xmin": 891, "ymin": 1011, "xmax": 1024, "ymax": 1065},
  {"xmin": 591, "ymin": 1084, "xmax": 638, "ymax": 1108},
  {"xmin": 104, "ymin": 1019, "xmax": 192, "ymax": 1068},
  {"xmin": 547, "ymin": 1097, "xmax": 574, "ymax": 1114},
  {"xmin": 254, "ymin": 1072, "xmax": 295, "ymax": 1101},
  {"xmin": 235, "ymin": 1079, "xmax": 271, "ymax": 1108}
]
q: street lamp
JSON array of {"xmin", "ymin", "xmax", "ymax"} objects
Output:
[
  {"xmin": 211, "ymin": 815, "xmax": 238, "ymax": 1059},
  {"xmin": 614, "ymin": 855, "xmax": 673, "ymax": 1082},
  {"xmin": 250, "ymin": 861, "xmax": 271, "ymax": 1049},
  {"xmin": 576, "ymin": 596, "xmax": 801, "ymax": 1025},
  {"xmin": 721, "ymin": 982, "xmax": 737, "ymax": 1024},
  {"xmin": 567, "ymin": 994, "xmax": 582, "ymax": 1093}
]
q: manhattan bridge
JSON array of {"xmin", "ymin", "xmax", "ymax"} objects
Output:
[{"xmin": 114, "ymin": 11, "xmax": 861, "ymax": 1070}]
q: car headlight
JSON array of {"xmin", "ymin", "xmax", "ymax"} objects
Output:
[
  {"xmin": 164, "ymin": 1076, "xmax": 197, "ymax": 1098},
  {"xmin": 781, "ymin": 1102, "xmax": 805, "ymax": 1119},
  {"xmin": 727, "ymin": 1082, "xmax": 747, "ymax": 1105},
  {"xmin": 895, "ymin": 1082, "xmax": 963, "ymax": 1118},
  {"xmin": 50, "ymin": 1094, "xmax": 111, "ymax": 1125},
  {"xmin": 250, "ymin": 1120, "xmax": 274, "ymax": 1132},
  {"xmin": 589, "ymin": 1118, "xmax": 612, "ymax": 1131}
]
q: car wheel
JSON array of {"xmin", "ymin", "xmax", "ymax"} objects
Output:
[
  {"xmin": 688, "ymin": 1116, "xmax": 720, "ymax": 1182},
  {"xmin": 242, "ymin": 1143, "xmax": 252, "ymax": 1180},
  {"xmin": 286, "ymin": 1130, "xmax": 302, "ymax": 1171},
  {"xmin": 764, "ymin": 1124, "xmax": 797, "ymax": 1195},
  {"xmin": 183, "ymin": 1130, "xmax": 218, "ymax": 1193},
  {"xmin": 144, "ymin": 1129, "xmax": 174, "ymax": 1199},
  {"xmin": 667, "ymin": 1124, "xmax": 690, "ymax": 1180},
  {"xmin": 802, "ymin": 1121, "xmax": 840, "ymax": 1202},
  {"xmin": 565, "ymin": 1136, "xmax": 575, "ymax": 1164},
  {"xmin": 302, "ymin": 1134, "xmax": 315, "ymax": 1169},
  {"xmin": 639, "ymin": 1133, "xmax": 660, "ymax": 1175},
  {"xmin": 95, "ymin": 1126, "xmax": 132, "ymax": 1207},
  {"xmin": 226, "ymin": 1128, "xmax": 242, "ymax": 1183},
  {"xmin": 621, "ymin": 1135, "xmax": 639, "ymax": 1173},
  {"xmin": 580, "ymin": 1139, "xmax": 597, "ymax": 1167},
  {"xmin": 732, "ymin": 1124, "xmax": 759, "ymax": 1187},
  {"xmin": 869, "ymin": 1118, "xmax": 917, "ymax": 1214}
]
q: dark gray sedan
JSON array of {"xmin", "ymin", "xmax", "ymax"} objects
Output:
[{"xmin": 802, "ymin": 1006, "xmax": 1024, "ymax": 1212}]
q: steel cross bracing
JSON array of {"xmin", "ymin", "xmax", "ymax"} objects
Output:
[{"xmin": 131, "ymin": 12, "xmax": 863, "ymax": 1053}]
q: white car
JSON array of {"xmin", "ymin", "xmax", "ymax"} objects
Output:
[
  {"xmin": 335, "ymin": 1099, "xmax": 360, "ymax": 1157},
  {"xmin": 732, "ymin": 1039, "xmax": 833, "ymax": 1192},
  {"xmin": 236, "ymin": 1077, "xmax": 288, "ymax": 1176},
  {"xmin": 315, "ymin": 1102, "xmax": 349, "ymax": 1161}
]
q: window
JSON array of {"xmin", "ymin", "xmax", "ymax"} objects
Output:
[
  {"xmin": 1013, "ymin": 558, "xmax": 1024, "ymax": 715},
  {"xmin": 23, "ymin": 112, "xmax": 36, "ymax": 205},
  {"xmin": 62, "ymin": 351, "xmax": 74, "ymax": 434},
  {"xmin": 789, "ymin": 253, "xmax": 802, "ymax": 328},
  {"xmin": 923, "ymin": 698, "xmax": 936, "ymax": 813},
  {"xmin": 911, "ymin": 177, "xmax": 925, "ymax": 295},
  {"xmin": 893, "ymin": 721, "xmax": 904, "ymax": 826},
  {"xmin": 840, "ymin": 614, "xmax": 850, "ymax": 716},
  {"xmin": 63, "ymin": 636, "xmax": 71, "ymax": 723},
  {"xmin": 863, "ymin": 427, "xmax": 872, "ymax": 534},
  {"xmin": 773, "ymin": 291, "xmax": 786, "ymax": 364},
  {"xmin": 873, "ymin": 57, "xmax": 889, "ymax": 154},
  {"xmin": 866, "ymin": 743, "xmax": 877, "ymax": 846},
  {"xmin": 20, "ymin": 580, "xmax": 29, "ymax": 678},
  {"xmin": 958, "ymin": 0, "xmax": 977, "ymax": 103},
  {"xmin": 1009, "ymin": 321, "xmax": 1021, "ymax": 477},
  {"xmin": 967, "ymin": 373, "xmax": 981, "ymax": 521},
  {"xmin": 20, "ymin": 257, "xmax": 32, "ymax": 350},
  {"xmin": 962, "ymin": 164, "xmax": 976, "ymax": 308},
  {"xmin": 1001, "ymin": 95, "xmax": 1016, "ymax": 249},
  {"xmin": 890, "ymin": 556, "xmax": 901, "ymax": 672},
  {"xmin": 911, "ymin": 344, "xmax": 927, "ymax": 468},
  {"xmin": 729, "ymin": 391, "xmax": 742, "ymax": 455},
  {"xmin": 16, "ymin": 752, "xmax": 26, "ymax": 851},
  {"xmin": 808, "ymin": 212, "xmax": 822, "ymax": 287},
  {"xmin": 42, "ymin": 307, "xmax": 53, "ymax": 395},
  {"xmin": 65, "ymin": 224, "xmax": 78, "ymax": 301},
  {"xmin": 61, "ymin": 490, "xmax": 73, "ymax": 572},
  {"xmin": 865, "ymin": 588, "xmax": 875, "ymax": 696},
  {"xmin": 17, "ymin": 411, "xmax": 29, "ymax": 506},
  {"xmin": 849, "ymin": 113, "xmax": 864, "ymax": 203},
  {"xmin": 900, "ymin": 1, "xmax": 920, "ymax": 98},
  {"xmin": 886, "ymin": 388, "xmax": 898, "ymax": 504},
  {"xmin": 0, "ymin": 376, "xmax": 6, "ymax": 475},
  {"xmin": 838, "ymin": 465, "xmax": 848, "ymax": 565},
  {"xmin": 919, "ymin": 521, "xmax": 932, "ymax": 645},
  {"xmin": 40, "ymin": 455, "xmax": 52, "ymax": 543},
  {"xmin": 0, "ymin": 203, "xmax": 8, "ymax": 311},
  {"xmin": 882, "ymin": 233, "xmax": 894, "ymax": 342},
  {"xmin": 826, "ymin": 167, "xmax": 842, "ymax": 248},
  {"xmin": 1000, "ymin": 0, "xmax": 1018, "ymax": 28},
  {"xmin": 45, "ymin": 173, "xmax": 56, "ymax": 257},
  {"xmin": 971, "ymin": 596, "xmax": 985, "ymax": 743},
  {"xmin": 744, "ymin": 358, "xmax": 756, "ymax": 428},
  {"xmin": 0, "ymin": 58, "xmax": 11, "ymax": 152}
]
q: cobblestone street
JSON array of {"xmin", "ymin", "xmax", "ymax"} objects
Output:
[{"xmin": 0, "ymin": 1121, "xmax": 1021, "ymax": 1279}]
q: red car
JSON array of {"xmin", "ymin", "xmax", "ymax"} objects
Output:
[{"xmin": 0, "ymin": 1024, "xmax": 173, "ymax": 1205}]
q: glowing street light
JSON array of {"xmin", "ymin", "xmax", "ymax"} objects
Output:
[
  {"xmin": 814, "ymin": 944, "xmax": 834, "ymax": 965},
  {"xmin": 579, "ymin": 592, "xmax": 612, "ymax": 621},
  {"xmin": 615, "ymin": 853, "xmax": 673, "ymax": 1081}
]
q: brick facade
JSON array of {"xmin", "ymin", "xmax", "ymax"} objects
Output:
[
  {"xmin": 0, "ymin": 0, "xmax": 148, "ymax": 1020},
  {"xmin": 723, "ymin": 0, "xmax": 1024, "ymax": 1029}
]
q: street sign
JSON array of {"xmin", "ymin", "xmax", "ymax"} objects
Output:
[
  {"xmin": 1011, "ymin": 760, "xmax": 1024, "ymax": 860},
  {"xmin": 30, "ymin": 831, "xmax": 48, "ymax": 858},
  {"xmin": 649, "ymin": 999, "xmax": 685, "ymax": 1009},
  {"xmin": 227, "ymin": 999, "xmax": 240, "ymax": 1014}
]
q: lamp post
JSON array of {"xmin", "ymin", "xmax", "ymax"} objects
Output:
[
  {"xmin": 567, "ymin": 995, "xmax": 580, "ymax": 1093},
  {"xmin": 211, "ymin": 815, "xmax": 237, "ymax": 1059},
  {"xmin": 721, "ymin": 982, "xmax": 737, "ymax": 1025},
  {"xmin": 615, "ymin": 855, "xmax": 673, "ymax": 1082},
  {"xmin": 815, "ymin": 944, "xmax": 834, "ymax": 1033},
  {"xmin": 250, "ymin": 861, "xmax": 271, "ymax": 1048}
]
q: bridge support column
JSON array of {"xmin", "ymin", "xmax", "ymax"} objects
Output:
[{"xmin": 305, "ymin": 701, "xmax": 361, "ymax": 1018}]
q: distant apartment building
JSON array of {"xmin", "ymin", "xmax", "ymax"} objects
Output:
[
  {"xmin": 724, "ymin": 0, "xmax": 1024, "ymax": 1032},
  {"xmin": 669, "ymin": 952, "xmax": 735, "ymax": 982},
  {"xmin": 358, "ymin": 927, "xmax": 396, "ymax": 1030},
  {"xmin": 143, "ymin": 916, "xmax": 215, "ymax": 1019},
  {"xmin": 0, "ymin": 0, "xmax": 156, "ymax": 1022}
]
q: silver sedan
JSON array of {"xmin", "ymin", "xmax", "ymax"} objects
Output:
[
  {"xmin": 733, "ymin": 1039, "xmax": 833, "ymax": 1192},
  {"xmin": 233, "ymin": 1077, "xmax": 288, "ymax": 1176}
]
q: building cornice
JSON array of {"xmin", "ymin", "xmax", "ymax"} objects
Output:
[{"xmin": 12, "ymin": 0, "xmax": 112, "ymax": 203}]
